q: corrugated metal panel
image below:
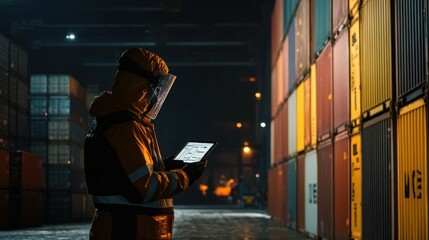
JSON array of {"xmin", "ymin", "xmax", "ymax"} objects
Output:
[
  {"xmin": 270, "ymin": 121, "xmax": 275, "ymax": 166},
  {"xmin": 71, "ymin": 193, "xmax": 86, "ymax": 221},
  {"xmin": 86, "ymin": 193, "xmax": 95, "ymax": 219},
  {"xmin": 277, "ymin": 49, "xmax": 285, "ymax": 104},
  {"xmin": 0, "ymin": 149, "xmax": 9, "ymax": 188},
  {"xmin": 272, "ymin": 58, "xmax": 279, "ymax": 116},
  {"xmin": 283, "ymin": 0, "xmax": 299, "ymax": 35},
  {"xmin": 9, "ymin": 107, "xmax": 16, "ymax": 137},
  {"xmin": 281, "ymin": 103, "xmax": 289, "ymax": 159},
  {"xmin": 333, "ymin": 28, "xmax": 350, "ymax": 131},
  {"xmin": 17, "ymin": 110, "xmax": 29, "ymax": 139},
  {"xmin": 297, "ymin": 154, "xmax": 305, "ymax": 232},
  {"xmin": 334, "ymin": 132, "xmax": 350, "ymax": 240},
  {"xmin": 0, "ymin": 34, "xmax": 8, "ymax": 71},
  {"xmin": 397, "ymin": 98, "xmax": 428, "ymax": 239},
  {"xmin": 283, "ymin": 34, "xmax": 290, "ymax": 98},
  {"xmin": 9, "ymin": 74, "xmax": 17, "ymax": 104},
  {"xmin": 349, "ymin": 0, "xmax": 359, "ymax": 12},
  {"xmin": 274, "ymin": 116, "xmax": 281, "ymax": 164},
  {"xmin": 316, "ymin": 43, "xmax": 332, "ymax": 140},
  {"xmin": 18, "ymin": 48, "xmax": 27, "ymax": 78},
  {"xmin": 9, "ymin": 42, "xmax": 18, "ymax": 72},
  {"xmin": 11, "ymin": 151, "xmax": 43, "ymax": 190},
  {"xmin": 47, "ymin": 191, "xmax": 71, "ymax": 223},
  {"xmin": 361, "ymin": 114, "xmax": 392, "ymax": 240},
  {"xmin": 295, "ymin": 0, "xmax": 310, "ymax": 80},
  {"xmin": 17, "ymin": 79, "xmax": 28, "ymax": 110},
  {"xmin": 268, "ymin": 168, "xmax": 274, "ymax": 215},
  {"xmin": 288, "ymin": 158, "xmax": 297, "ymax": 229},
  {"xmin": 350, "ymin": 127, "xmax": 362, "ymax": 239},
  {"xmin": 315, "ymin": 0, "xmax": 331, "ymax": 55},
  {"xmin": 305, "ymin": 149, "xmax": 318, "ymax": 237},
  {"xmin": 20, "ymin": 190, "xmax": 42, "ymax": 227},
  {"xmin": 360, "ymin": 0, "xmax": 392, "ymax": 113},
  {"xmin": 297, "ymin": 82, "xmax": 305, "ymax": 152},
  {"xmin": 333, "ymin": 0, "xmax": 348, "ymax": 35},
  {"xmin": 317, "ymin": 138, "xmax": 333, "ymax": 239},
  {"xmin": 288, "ymin": 91, "xmax": 297, "ymax": 155},
  {"xmin": 304, "ymin": 76, "xmax": 311, "ymax": 148},
  {"xmin": 281, "ymin": 162, "xmax": 289, "ymax": 224},
  {"xmin": 47, "ymin": 165, "xmax": 71, "ymax": 190},
  {"xmin": 288, "ymin": 24, "xmax": 296, "ymax": 90},
  {"xmin": 0, "ymin": 189, "xmax": 9, "ymax": 229},
  {"xmin": 271, "ymin": 0, "xmax": 284, "ymax": 65},
  {"xmin": 310, "ymin": 64, "xmax": 317, "ymax": 147},
  {"xmin": 0, "ymin": 69, "xmax": 8, "ymax": 99},
  {"xmin": 30, "ymin": 75, "xmax": 48, "ymax": 94},
  {"xmin": 350, "ymin": 13, "xmax": 361, "ymax": 125},
  {"xmin": 395, "ymin": 0, "xmax": 427, "ymax": 101}
]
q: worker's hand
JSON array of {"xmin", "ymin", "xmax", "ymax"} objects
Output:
[
  {"xmin": 182, "ymin": 159, "xmax": 208, "ymax": 186},
  {"xmin": 163, "ymin": 155, "xmax": 187, "ymax": 171}
]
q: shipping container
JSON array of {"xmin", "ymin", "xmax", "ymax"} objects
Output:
[
  {"xmin": 283, "ymin": 33, "xmax": 290, "ymax": 99},
  {"xmin": 271, "ymin": 58, "xmax": 280, "ymax": 116},
  {"xmin": 270, "ymin": 121, "xmax": 275, "ymax": 167},
  {"xmin": 334, "ymin": 131, "xmax": 350, "ymax": 240},
  {"xmin": 297, "ymin": 82, "xmax": 305, "ymax": 153},
  {"xmin": 9, "ymin": 42, "xmax": 18, "ymax": 72},
  {"xmin": 30, "ymin": 119, "xmax": 48, "ymax": 140},
  {"xmin": 30, "ymin": 75, "xmax": 48, "ymax": 94},
  {"xmin": 304, "ymin": 76, "xmax": 311, "ymax": 148},
  {"xmin": 18, "ymin": 48, "xmax": 27, "ymax": 78},
  {"xmin": 349, "ymin": 11, "xmax": 361, "ymax": 126},
  {"xmin": 333, "ymin": 0, "xmax": 348, "ymax": 35},
  {"xmin": 17, "ymin": 79, "xmax": 28, "ymax": 110},
  {"xmin": 294, "ymin": 0, "xmax": 310, "ymax": 81},
  {"xmin": 0, "ymin": 68, "xmax": 8, "ymax": 99},
  {"xmin": 305, "ymin": 149, "xmax": 317, "ymax": 237},
  {"xmin": 9, "ymin": 107, "xmax": 16, "ymax": 137},
  {"xmin": 72, "ymin": 193, "xmax": 86, "ymax": 221},
  {"xmin": 333, "ymin": 28, "xmax": 350, "ymax": 132},
  {"xmin": 86, "ymin": 193, "xmax": 95, "ymax": 219},
  {"xmin": 314, "ymin": 0, "xmax": 331, "ymax": 56},
  {"xmin": 360, "ymin": 0, "xmax": 392, "ymax": 114},
  {"xmin": 47, "ymin": 191, "xmax": 71, "ymax": 223},
  {"xmin": 47, "ymin": 165, "xmax": 71, "ymax": 190},
  {"xmin": 283, "ymin": 0, "xmax": 299, "ymax": 36},
  {"xmin": 317, "ymin": 138, "xmax": 333, "ymax": 240},
  {"xmin": 297, "ymin": 154, "xmax": 305, "ymax": 232},
  {"xmin": 361, "ymin": 114, "xmax": 392, "ymax": 240},
  {"xmin": 310, "ymin": 64, "xmax": 317, "ymax": 148},
  {"xmin": 17, "ymin": 109, "xmax": 29, "ymax": 139},
  {"xmin": 272, "ymin": 118, "xmax": 279, "ymax": 165},
  {"xmin": 397, "ymin": 98, "xmax": 428, "ymax": 239},
  {"xmin": 288, "ymin": 91, "xmax": 297, "ymax": 156},
  {"xmin": 281, "ymin": 162, "xmax": 289, "ymax": 224},
  {"xmin": 9, "ymin": 73, "xmax": 17, "ymax": 104},
  {"xmin": 288, "ymin": 24, "xmax": 296, "ymax": 91},
  {"xmin": 349, "ymin": 0, "xmax": 359, "ymax": 13},
  {"xmin": 0, "ymin": 149, "xmax": 9, "ymax": 188},
  {"xmin": 281, "ymin": 103, "xmax": 289, "ymax": 159},
  {"xmin": 316, "ymin": 43, "xmax": 332, "ymax": 141},
  {"xmin": 288, "ymin": 158, "xmax": 297, "ymax": 229},
  {"xmin": 20, "ymin": 190, "xmax": 42, "ymax": 227},
  {"xmin": 395, "ymin": 0, "xmax": 427, "ymax": 103},
  {"xmin": 268, "ymin": 168, "xmax": 274, "ymax": 215},
  {"xmin": 0, "ymin": 34, "xmax": 8, "ymax": 71},
  {"xmin": 350, "ymin": 127, "xmax": 362, "ymax": 239},
  {"xmin": 272, "ymin": 0, "xmax": 283, "ymax": 65},
  {"xmin": 277, "ymin": 48, "xmax": 285, "ymax": 104},
  {"xmin": 10, "ymin": 151, "xmax": 43, "ymax": 190},
  {"xmin": 0, "ymin": 189, "xmax": 9, "ymax": 229}
]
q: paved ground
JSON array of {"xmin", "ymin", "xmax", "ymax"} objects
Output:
[{"xmin": 0, "ymin": 206, "xmax": 310, "ymax": 240}]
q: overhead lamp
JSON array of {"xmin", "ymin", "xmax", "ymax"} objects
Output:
[
  {"xmin": 260, "ymin": 122, "xmax": 266, "ymax": 128},
  {"xmin": 66, "ymin": 33, "xmax": 76, "ymax": 40}
]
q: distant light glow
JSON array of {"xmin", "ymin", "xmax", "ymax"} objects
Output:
[
  {"xmin": 260, "ymin": 122, "xmax": 266, "ymax": 128},
  {"xmin": 255, "ymin": 92, "xmax": 261, "ymax": 99},
  {"xmin": 66, "ymin": 34, "xmax": 76, "ymax": 40},
  {"xmin": 248, "ymin": 76, "xmax": 256, "ymax": 82},
  {"xmin": 236, "ymin": 122, "xmax": 242, "ymax": 128},
  {"xmin": 255, "ymin": 173, "xmax": 260, "ymax": 178},
  {"xmin": 243, "ymin": 146, "xmax": 251, "ymax": 154}
]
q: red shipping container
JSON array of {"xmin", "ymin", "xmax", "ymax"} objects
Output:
[
  {"xmin": 0, "ymin": 149, "xmax": 9, "ymax": 188},
  {"xmin": 334, "ymin": 131, "xmax": 350, "ymax": 239},
  {"xmin": 297, "ymin": 154, "xmax": 305, "ymax": 232},
  {"xmin": 316, "ymin": 43, "xmax": 333, "ymax": 141},
  {"xmin": 21, "ymin": 190, "xmax": 42, "ymax": 227},
  {"xmin": 280, "ymin": 162, "xmax": 288, "ymax": 225},
  {"xmin": 11, "ymin": 151, "xmax": 43, "ymax": 190},
  {"xmin": 317, "ymin": 138, "xmax": 333, "ymax": 239},
  {"xmin": 0, "ymin": 189, "xmax": 9, "ymax": 229}
]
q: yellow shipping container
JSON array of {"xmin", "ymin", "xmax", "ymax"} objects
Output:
[
  {"xmin": 350, "ymin": 127, "xmax": 362, "ymax": 239},
  {"xmin": 397, "ymin": 98, "xmax": 428, "ymax": 240},
  {"xmin": 304, "ymin": 76, "xmax": 311, "ymax": 148},
  {"xmin": 297, "ymin": 82, "xmax": 305, "ymax": 152},
  {"xmin": 310, "ymin": 64, "xmax": 317, "ymax": 148},
  {"xmin": 360, "ymin": 0, "xmax": 392, "ymax": 113},
  {"xmin": 349, "ymin": 11, "xmax": 361, "ymax": 125}
]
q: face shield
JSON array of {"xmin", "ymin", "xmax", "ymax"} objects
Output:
[
  {"xmin": 117, "ymin": 55, "xmax": 176, "ymax": 120},
  {"xmin": 144, "ymin": 72, "xmax": 176, "ymax": 119}
]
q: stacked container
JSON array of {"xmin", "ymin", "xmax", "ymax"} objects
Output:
[{"xmin": 29, "ymin": 74, "xmax": 91, "ymax": 223}]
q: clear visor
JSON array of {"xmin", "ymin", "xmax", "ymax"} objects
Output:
[{"xmin": 145, "ymin": 73, "xmax": 176, "ymax": 120}]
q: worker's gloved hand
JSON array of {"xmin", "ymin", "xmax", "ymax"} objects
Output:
[
  {"xmin": 182, "ymin": 159, "xmax": 208, "ymax": 186},
  {"xmin": 163, "ymin": 155, "xmax": 187, "ymax": 171}
]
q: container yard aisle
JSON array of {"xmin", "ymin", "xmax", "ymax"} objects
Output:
[{"xmin": 0, "ymin": 206, "xmax": 310, "ymax": 240}]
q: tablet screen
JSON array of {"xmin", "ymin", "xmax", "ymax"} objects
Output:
[{"xmin": 174, "ymin": 141, "xmax": 217, "ymax": 163}]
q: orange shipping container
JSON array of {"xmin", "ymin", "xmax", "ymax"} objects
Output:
[
  {"xmin": 10, "ymin": 151, "xmax": 43, "ymax": 190},
  {"xmin": 397, "ymin": 98, "xmax": 428, "ymax": 239}
]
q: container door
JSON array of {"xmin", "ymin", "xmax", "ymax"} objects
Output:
[
  {"xmin": 305, "ymin": 150, "xmax": 318, "ymax": 237},
  {"xmin": 349, "ymin": 12, "xmax": 361, "ymax": 126},
  {"xmin": 289, "ymin": 92, "xmax": 297, "ymax": 156},
  {"xmin": 350, "ymin": 128, "xmax": 362, "ymax": 239},
  {"xmin": 310, "ymin": 64, "xmax": 317, "ymax": 147},
  {"xmin": 297, "ymin": 154, "xmax": 306, "ymax": 232},
  {"xmin": 397, "ymin": 99, "xmax": 428, "ymax": 239},
  {"xmin": 288, "ymin": 158, "xmax": 297, "ymax": 229},
  {"xmin": 316, "ymin": 43, "xmax": 333, "ymax": 140},
  {"xmin": 295, "ymin": 0, "xmax": 310, "ymax": 80},
  {"xmin": 304, "ymin": 77, "xmax": 311, "ymax": 148},
  {"xmin": 297, "ymin": 82, "xmax": 305, "ymax": 153},
  {"xmin": 317, "ymin": 139, "xmax": 333, "ymax": 239}
]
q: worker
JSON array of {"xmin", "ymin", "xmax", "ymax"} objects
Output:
[{"xmin": 84, "ymin": 48, "xmax": 207, "ymax": 239}]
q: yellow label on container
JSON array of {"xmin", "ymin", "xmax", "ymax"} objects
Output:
[
  {"xmin": 350, "ymin": 17, "xmax": 361, "ymax": 122},
  {"xmin": 351, "ymin": 130, "xmax": 362, "ymax": 239},
  {"xmin": 310, "ymin": 64, "xmax": 317, "ymax": 148},
  {"xmin": 297, "ymin": 82, "xmax": 305, "ymax": 152},
  {"xmin": 397, "ymin": 99, "xmax": 428, "ymax": 240}
]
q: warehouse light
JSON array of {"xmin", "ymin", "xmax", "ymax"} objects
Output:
[
  {"xmin": 236, "ymin": 122, "xmax": 242, "ymax": 128},
  {"xmin": 66, "ymin": 34, "xmax": 76, "ymax": 40},
  {"xmin": 260, "ymin": 122, "xmax": 266, "ymax": 128},
  {"xmin": 255, "ymin": 92, "xmax": 261, "ymax": 99}
]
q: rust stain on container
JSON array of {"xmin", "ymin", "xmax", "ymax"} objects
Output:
[
  {"xmin": 397, "ymin": 98, "xmax": 428, "ymax": 239},
  {"xmin": 316, "ymin": 43, "xmax": 332, "ymax": 139}
]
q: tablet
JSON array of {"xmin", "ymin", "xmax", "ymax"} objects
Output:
[{"xmin": 174, "ymin": 141, "xmax": 218, "ymax": 163}]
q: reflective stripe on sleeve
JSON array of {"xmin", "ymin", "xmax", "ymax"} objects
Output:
[
  {"xmin": 128, "ymin": 164, "xmax": 153, "ymax": 183},
  {"xmin": 143, "ymin": 174, "xmax": 159, "ymax": 202},
  {"xmin": 166, "ymin": 172, "xmax": 179, "ymax": 195}
]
